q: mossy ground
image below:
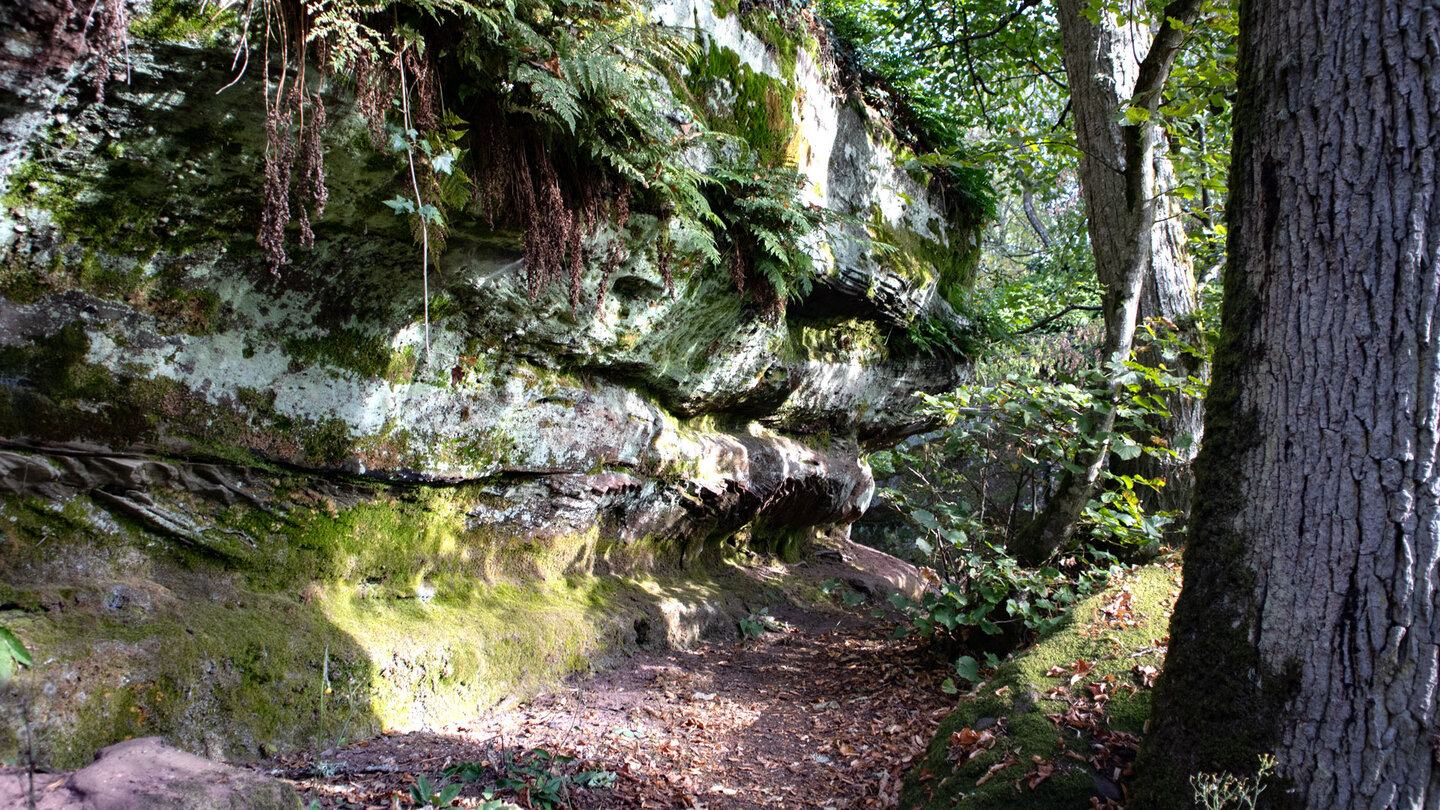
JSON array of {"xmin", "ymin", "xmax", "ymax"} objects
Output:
[{"xmin": 900, "ymin": 560, "xmax": 1181, "ymax": 810}]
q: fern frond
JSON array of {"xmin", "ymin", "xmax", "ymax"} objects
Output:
[
  {"xmin": 670, "ymin": 218, "xmax": 722, "ymax": 267},
  {"xmin": 513, "ymin": 64, "xmax": 581, "ymax": 131}
]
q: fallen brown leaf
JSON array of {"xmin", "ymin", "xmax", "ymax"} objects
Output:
[{"xmin": 975, "ymin": 751, "xmax": 1021, "ymax": 787}]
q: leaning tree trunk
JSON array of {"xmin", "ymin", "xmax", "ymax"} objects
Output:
[
  {"xmin": 1133, "ymin": 2, "xmax": 1440, "ymax": 807},
  {"xmin": 1010, "ymin": 0, "xmax": 1202, "ymax": 565}
]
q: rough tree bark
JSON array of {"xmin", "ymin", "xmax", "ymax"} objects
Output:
[
  {"xmin": 1010, "ymin": 0, "xmax": 1202, "ymax": 565},
  {"xmin": 1133, "ymin": 2, "xmax": 1440, "ymax": 807}
]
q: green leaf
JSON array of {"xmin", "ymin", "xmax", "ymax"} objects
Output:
[
  {"xmin": 912, "ymin": 509, "xmax": 939, "ymax": 531},
  {"xmin": 383, "ymin": 196, "xmax": 416, "ymax": 215},
  {"xmin": 1, "ymin": 628, "xmax": 31, "ymax": 668},
  {"xmin": 932, "ymin": 605, "xmax": 956, "ymax": 629},
  {"xmin": 954, "ymin": 655, "xmax": 981, "ymax": 683},
  {"xmin": 940, "ymin": 677, "xmax": 958, "ymax": 694},
  {"xmin": 1113, "ymin": 439, "xmax": 1143, "ymax": 460},
  {"xmin": 432, "ymin": 149, "xmax": 458, "ymax": 175},
  {"xmin": 439, "ymin": 783, "xmax": 463, "ymax": 804},
  {"xmin": 411, "ymin": 775, "xmax": 432, "ymax": 804}
]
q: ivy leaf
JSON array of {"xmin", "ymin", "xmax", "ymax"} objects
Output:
[
  {"xmin": 417, "ymin": 204, "xmax": 444, "ymax": 225},
  {"xmin": 383, "ymin": 196, "xmax": 416, "ymax": 215},
  {"xmin": 432, "ymin": 149, "xmax": 459, "ymax": 176}
]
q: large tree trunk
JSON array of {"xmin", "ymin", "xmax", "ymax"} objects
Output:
[
  {"xmin": 1010, "ymin": 0, "xmax": 1202, "ymax": 565},
  {"xmin": 1133, "ymin": 2, "xmax": 1440, "ymax": 807}
]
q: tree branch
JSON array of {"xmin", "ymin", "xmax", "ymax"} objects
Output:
[
  {"xmin": 1012, "ymin": 304, "xmax": 1103, "ymax": 335},
  {"xmin": 911, "ymin": 0, "xmax": 1043, "ymax": 55}
]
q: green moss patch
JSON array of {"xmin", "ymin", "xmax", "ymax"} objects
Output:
[
  {"xmin": 780, "ymin": 319, "xmax": 886, "ymax": 364},
  {"xmin": 707, "ymin": 1, "xmax": 818, "ymax": 78},
  {"xmin": 0, "ymin": 477, "xmax": 830, "ymax": 769},
  {"xmin": 901, "ymin": 561, "xmax": 1180, "ymax": 810},
  {"xmin": 867, "ymin": 210, "xmax": 979, "ymax": 309},
  {"xmin": 128, "ymin": 0, "xmax": 237, "ymax": 45},
  {"xmin": 0, "ymin": 487, "xmax": 649, "ymax": 768},
  {"xmin": 685, "ymin": 43, "xmax": 798, "ymax": 168},
  {"xmin": 217, "ymin": 487, "xmax": 605, "ymax": 594}
]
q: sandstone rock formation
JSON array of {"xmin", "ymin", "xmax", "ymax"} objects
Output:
[{"xmin": 0, "ymin": 0, "xmax": 980, "ymax": 765}]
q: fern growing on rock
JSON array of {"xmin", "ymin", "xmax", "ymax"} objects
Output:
[{"xmin": 81, "ymin": 0, "xmax": 844, "ymax": 319}]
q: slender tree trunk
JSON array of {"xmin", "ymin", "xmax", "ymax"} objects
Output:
[
  {"xmin": 1010, "ymin": 0, "xmax": 1202, "ymax": 565},
  {"xmin": 1134, "ymin": 2, "xmax": 1440, "ymax": 806},
  {"xmin": 1018, "ymin": 175, "xmax": 1054, "ymax": 250},
  {"xmin": 1120, "ymin": 150, "xmax": 1206, "ymax": 519}
]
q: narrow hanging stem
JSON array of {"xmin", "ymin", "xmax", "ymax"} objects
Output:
[{"xmin": 398, "ymin": 50, "xmax": 431, "ymax": 363}]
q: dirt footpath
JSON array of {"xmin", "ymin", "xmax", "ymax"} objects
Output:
[{"xmin": 263, "ymin": 602, "xmax": 956, "ymax": 810}]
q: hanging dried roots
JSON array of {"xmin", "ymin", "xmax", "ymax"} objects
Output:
[
  {"xmin": 260, "ymin": 94, "xmax": 298, "ymax": 274},
  {"xmin": 595, "ymin": 187, "xmax": 632, "ymax": 307},
  {"xmin": 296, "ymin": 92, "xmax": 328, "ymax": 249},
  {"xmin": 256, "ymin": 0, "xmax": 333, "ymax": 274},
  {"xmin": 726, "ymin": 239, "xmax": 782, "ymax": 322},
  {"xmin": 475, "ymin": 97, "xmax": 633, "ymax": 314}
]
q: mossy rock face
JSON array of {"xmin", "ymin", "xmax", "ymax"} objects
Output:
[
  {"xmin": 901, "ymin": 562, "xmax": 1181, "ymax": 810},
  {"xmin": 685, "ymin": 41, "xmax": 799, "ymax": 168},
  {"xmin": 0, "ymin": 465, "xmax": 819, "ymax": 769}
]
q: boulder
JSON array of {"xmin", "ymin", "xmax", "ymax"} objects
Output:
[{"xmin": 0, "ymin": 737, "xmax": 300, "ymax": 810}]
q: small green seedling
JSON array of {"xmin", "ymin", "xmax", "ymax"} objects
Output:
[{"xmin": 410, "ymin": 774, "xmax": 462, "ymax": 808}]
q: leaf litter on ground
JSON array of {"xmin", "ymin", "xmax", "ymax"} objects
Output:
[{"xmin": 259, "ymin": 608, "xmax": 956, "ymax": 809}]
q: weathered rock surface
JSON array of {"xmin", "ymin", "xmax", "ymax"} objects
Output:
[
  {"xmin": 0, "ymin": 0, "xmax": 92, "ymax": 197},
  {"xmin": 0, "ymin": 738, "xmax": 301, "ymax": 809},
  {"xmin": 0, "ymin": 0, "xmax": 977, "ymax": 770}
]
